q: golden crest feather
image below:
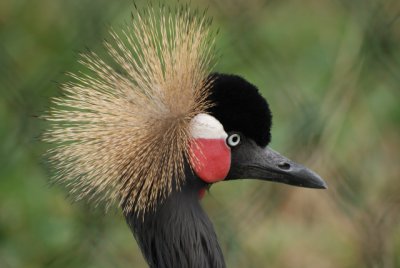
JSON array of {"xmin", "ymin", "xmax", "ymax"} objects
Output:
[{"xmin": 43, "ymin": 5, "xmax": 216, "ymax": 214}]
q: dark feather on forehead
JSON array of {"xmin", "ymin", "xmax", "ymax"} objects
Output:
[{"xmin": 207, "ymin": 73, "xmax": 272, "ymax": 147}]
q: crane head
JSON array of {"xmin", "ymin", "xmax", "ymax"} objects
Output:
[{"xmin": 189, "ymin": 73, "xmax": 327, "ymax": 190}]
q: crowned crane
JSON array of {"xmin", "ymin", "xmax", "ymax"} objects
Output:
[{"xmin": 43, "ymin": 5, "xmax": 327, "ymax": 268}]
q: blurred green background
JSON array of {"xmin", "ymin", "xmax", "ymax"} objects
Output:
[{"xmin": 1, "ymin": 0, "xmax": 400, "ymax": 267}]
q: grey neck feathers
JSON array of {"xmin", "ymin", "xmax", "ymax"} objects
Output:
[{"xmin": 124, "ymin": 181, "xmax": 226, "ymax": 268}]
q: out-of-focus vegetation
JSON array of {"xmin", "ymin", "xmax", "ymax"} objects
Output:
[{"xmin": 1, "ymin": 0, "xmax": 399, "ymax": 267}]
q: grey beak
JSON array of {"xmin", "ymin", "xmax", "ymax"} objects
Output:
[
  {"xmin": 228, "ymin": 143, "xmax": 327, "ymax": 189},
  {"xmin": 252, "ymin": 147, "xmax": 327, "ymax": 189}
]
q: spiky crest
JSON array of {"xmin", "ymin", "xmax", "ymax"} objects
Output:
[{"xmin": 43, "ymin": 5, "xmax": 216, "ymax": 215}]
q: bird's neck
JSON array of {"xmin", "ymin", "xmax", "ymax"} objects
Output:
[{"xmin": 124, "ymin": 182, "xmax": 225, "ymax": 268}]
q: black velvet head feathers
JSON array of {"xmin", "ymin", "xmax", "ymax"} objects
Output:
[{"xmin": 207, "ymin": 73, "xmax": 272, "ymax": 147}]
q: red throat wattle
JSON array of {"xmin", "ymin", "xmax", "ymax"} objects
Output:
[
  {"xmin": 190, "ymin": 138, "xmax": 231, "ymax": 183},
  {"xmin": 189, "ymin": 113, "xmax": 231, "ymax": 184},
  {"xmin": 198, "ymin": 188, "xmax": 206, "ymax": 199}
]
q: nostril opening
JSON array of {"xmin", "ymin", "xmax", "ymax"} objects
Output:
[{"xmin": 278, "ymin": 162, "xmax": 291, "ymax": 170}]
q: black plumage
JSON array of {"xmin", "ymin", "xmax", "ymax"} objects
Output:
[
  {"xmin": 208, "ymin": 73, "xmax": 272, "ymax": 147},
  {"xmin": 126, "ymin": 169, "xmax": 224, "ymax": 268}
]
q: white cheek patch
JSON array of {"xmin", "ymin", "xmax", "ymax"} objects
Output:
[{"xmin": 190, "ymin": 113, "xmax": 228, "ymax": 140}]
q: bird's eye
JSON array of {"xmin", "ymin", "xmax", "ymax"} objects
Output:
[{"xmin": 227, "ymin": 133, "xmax": 241, "ymax": 147}]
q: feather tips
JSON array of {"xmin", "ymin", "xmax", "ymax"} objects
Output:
[{"xmin": 43, "ymin": 6, "xmax": 216, "ymax": 214}]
